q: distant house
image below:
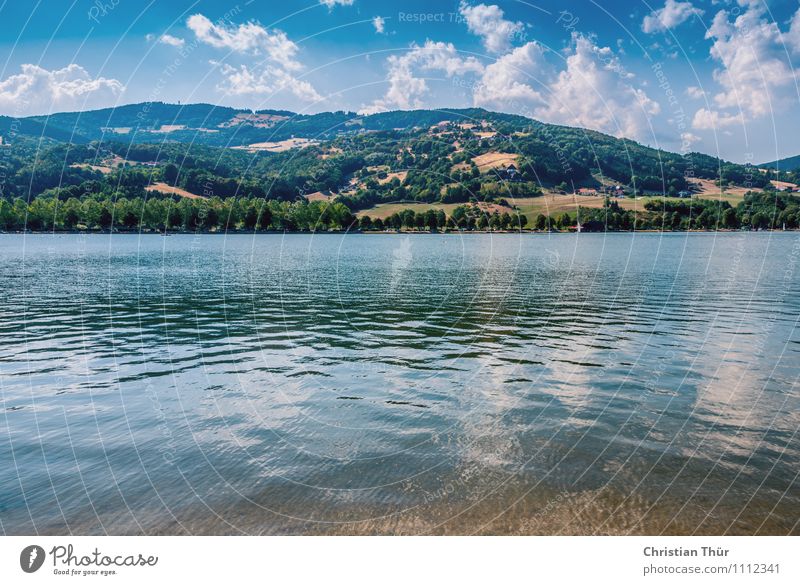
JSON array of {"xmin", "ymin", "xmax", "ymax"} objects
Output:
[
  {"xmin": 602, "ymin": 184, "xmax": 625, "ymax": 195},
  {"xmin": 578, "ymin": 188, "xmax": 598, "ymax": 195},
  {"xmin": 498, "ymin": 164, "xmax": 522, "ymax": 182},
  {"xmin": 678, "ymin": 190, "xmax": 691, "ymax": 198}
]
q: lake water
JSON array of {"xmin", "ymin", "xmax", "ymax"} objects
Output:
[{"xmin": 1, "ymin": 232, "xmax": 798, "ymax": 535}]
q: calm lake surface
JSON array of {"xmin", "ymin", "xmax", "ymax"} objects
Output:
[{"xmin": 1, "ymin": 232, "xmax": 798, "ymax": 535}]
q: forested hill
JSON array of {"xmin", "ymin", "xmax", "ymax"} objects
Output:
[
  {"xmin": 0, "ymin": 101, "xmax": 755, "ymax": 178},
  {"xmin": 4, "ymin": 104, "xmax": 551, "ymax": 146},
  {"xmin": 760, "ymin": 154, "xmax": 800, "ymax": 172},
  {"xmin": 11, "ymin": 102, "xmax": 462, "ymax": 146},
  {"xmin": 0, "ymin": 102, "xmax": 775, "ymax": 213}
]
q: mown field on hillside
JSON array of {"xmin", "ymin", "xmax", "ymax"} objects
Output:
[{"xmin": 357, "ymin": 191, "xmax": 750, "ymax": 222}]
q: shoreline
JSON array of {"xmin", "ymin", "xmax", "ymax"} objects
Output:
[{"xmin": 1, "ymin": 228, "xmax": 798, "ymax": 236}]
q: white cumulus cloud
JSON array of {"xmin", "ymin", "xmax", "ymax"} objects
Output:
[
  {"xmin": 187, "ymin": 14, "xmax": 301, "ymax": 69},
  {"xmin": 642, "ymin": 0, "xmax": 703, "ymax": 34},
  {"xmin": 215, "ymin": 63, "xmax": 321, "ymax": 102},
  {"xmin": 472, "ymin": 42, "xmax": 549, "ymax": 110},
  {"xmin": 158, "ymin": 34, "xmax": 185, "ymax": 48},
  {"xmin": 691, "ymin": 108, "xmax": 742, "ymax": 130},
  {"xmin": 372, "ymin": 16, "xmax": 385, "ymax": 34},
  {"xmin": 364, "ymin": 34, "xmax": 663, "ymax": 142},
  {"xmin": 535, "ymin": 35, "xmax": 661, "ymax": 141},
  {"xmin": 320, "ymin": 0, "xmax": 354, "ymax": 8},
  {"xmin": 146, "ymin": 33, "xmax": 185, "ymax": 48},
  {"xmin": 686, "ymin": 86, "xmax": 704, "ymax": 99},
  {"xmin": 188, "ymin": 13, "xmax": 322, "ymax": 104},
  {"xmin": 693, "ymin": 3, "xmax": 797, "ymax": 130},
  {"xmin": 459, "ymin": 2, "xmax": 524, "ymax": 54},
  {"xmin": 361, "ymin": 41, "xmax": 483, "ymax": 114},
  {"xmin": 786, "ymin": 8, "xmax": 800, "ymax": 54},
  {"xmin": 680, "ymin": 131, "xmax": 701, "ymax": 147},
  {"xmin": 0, "ymin": 64, "xmax": 123, "ymax": 115}
]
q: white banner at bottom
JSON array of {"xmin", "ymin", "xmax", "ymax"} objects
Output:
[{"xmin": 0, "ymin": 536, "xmax": 796, "ymax": 584}]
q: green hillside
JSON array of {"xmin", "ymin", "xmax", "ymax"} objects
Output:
[
  {"xmin": 760, "ymin": 154, "xmax": 800, "ymax": 171},
  {"xmin": 0, "ymin": 103, "xmax": 771, "ymax": 212}
]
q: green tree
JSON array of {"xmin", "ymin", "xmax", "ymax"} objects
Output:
[
  {"xmin": 243, "ymin": 203, "xmax": 258, "ymax": 230},
  {"xmin": 750, "ymin": 211, "xmax": 768, "ymax": 230},
  {"xmin": 424, "ymin": 209, "xmax": 438, "ymax": 230},
  {"xmin": 450, "ymin": 206, "xmax": 467, "ymax": 228},
  {"xmin": 61, "ymin": 198, "xmax": 81, "ymax": 229},
  {"xmin": 258, "ymin": 205, "xmax": 273, "ymax": 230},
  {"xmin": 120, "ymin": 199, "xmax": 141, "ymax": 229},
  {"xmin": 167, "ymin": 203, "xmax": 182, "ymax": 230},
  {"xmin": 181, "ymin": 200, "xmax": 200, "ymax": 230},
  {"xmin": 203, "ymin": 205, "xmax": 220, "ymax": 230},
  {"xmin": 0, "ymin": 200, "xmax": 14, "ymax": 230},
  {"xmin": 435, "ymin": 210, "xmax": 446, "ymax": 230},
  {"xmin": 163, "ymin": 163, "xmax": 179, "ymax": 184},
  {"xmin": 98, "ymin": 204, "xmax": 113, "ymax": 230},
  {"xmin": 401, "ymin": 209, "xmax": 416, "ymax": 230}
]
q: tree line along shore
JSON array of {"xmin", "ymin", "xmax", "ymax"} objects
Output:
[{"xmin": 1, "ymin": 190, "xmax": 798, "ymax": 234}]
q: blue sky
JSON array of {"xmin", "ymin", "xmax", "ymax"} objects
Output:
[{"xmin": 0, "ymin": 0, "xmax": 798, "ymax": 162}]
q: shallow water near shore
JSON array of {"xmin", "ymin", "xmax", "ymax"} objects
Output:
[{"xmin": 1, "ymin": 232, "xmax": 798, "ymax": 535}]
